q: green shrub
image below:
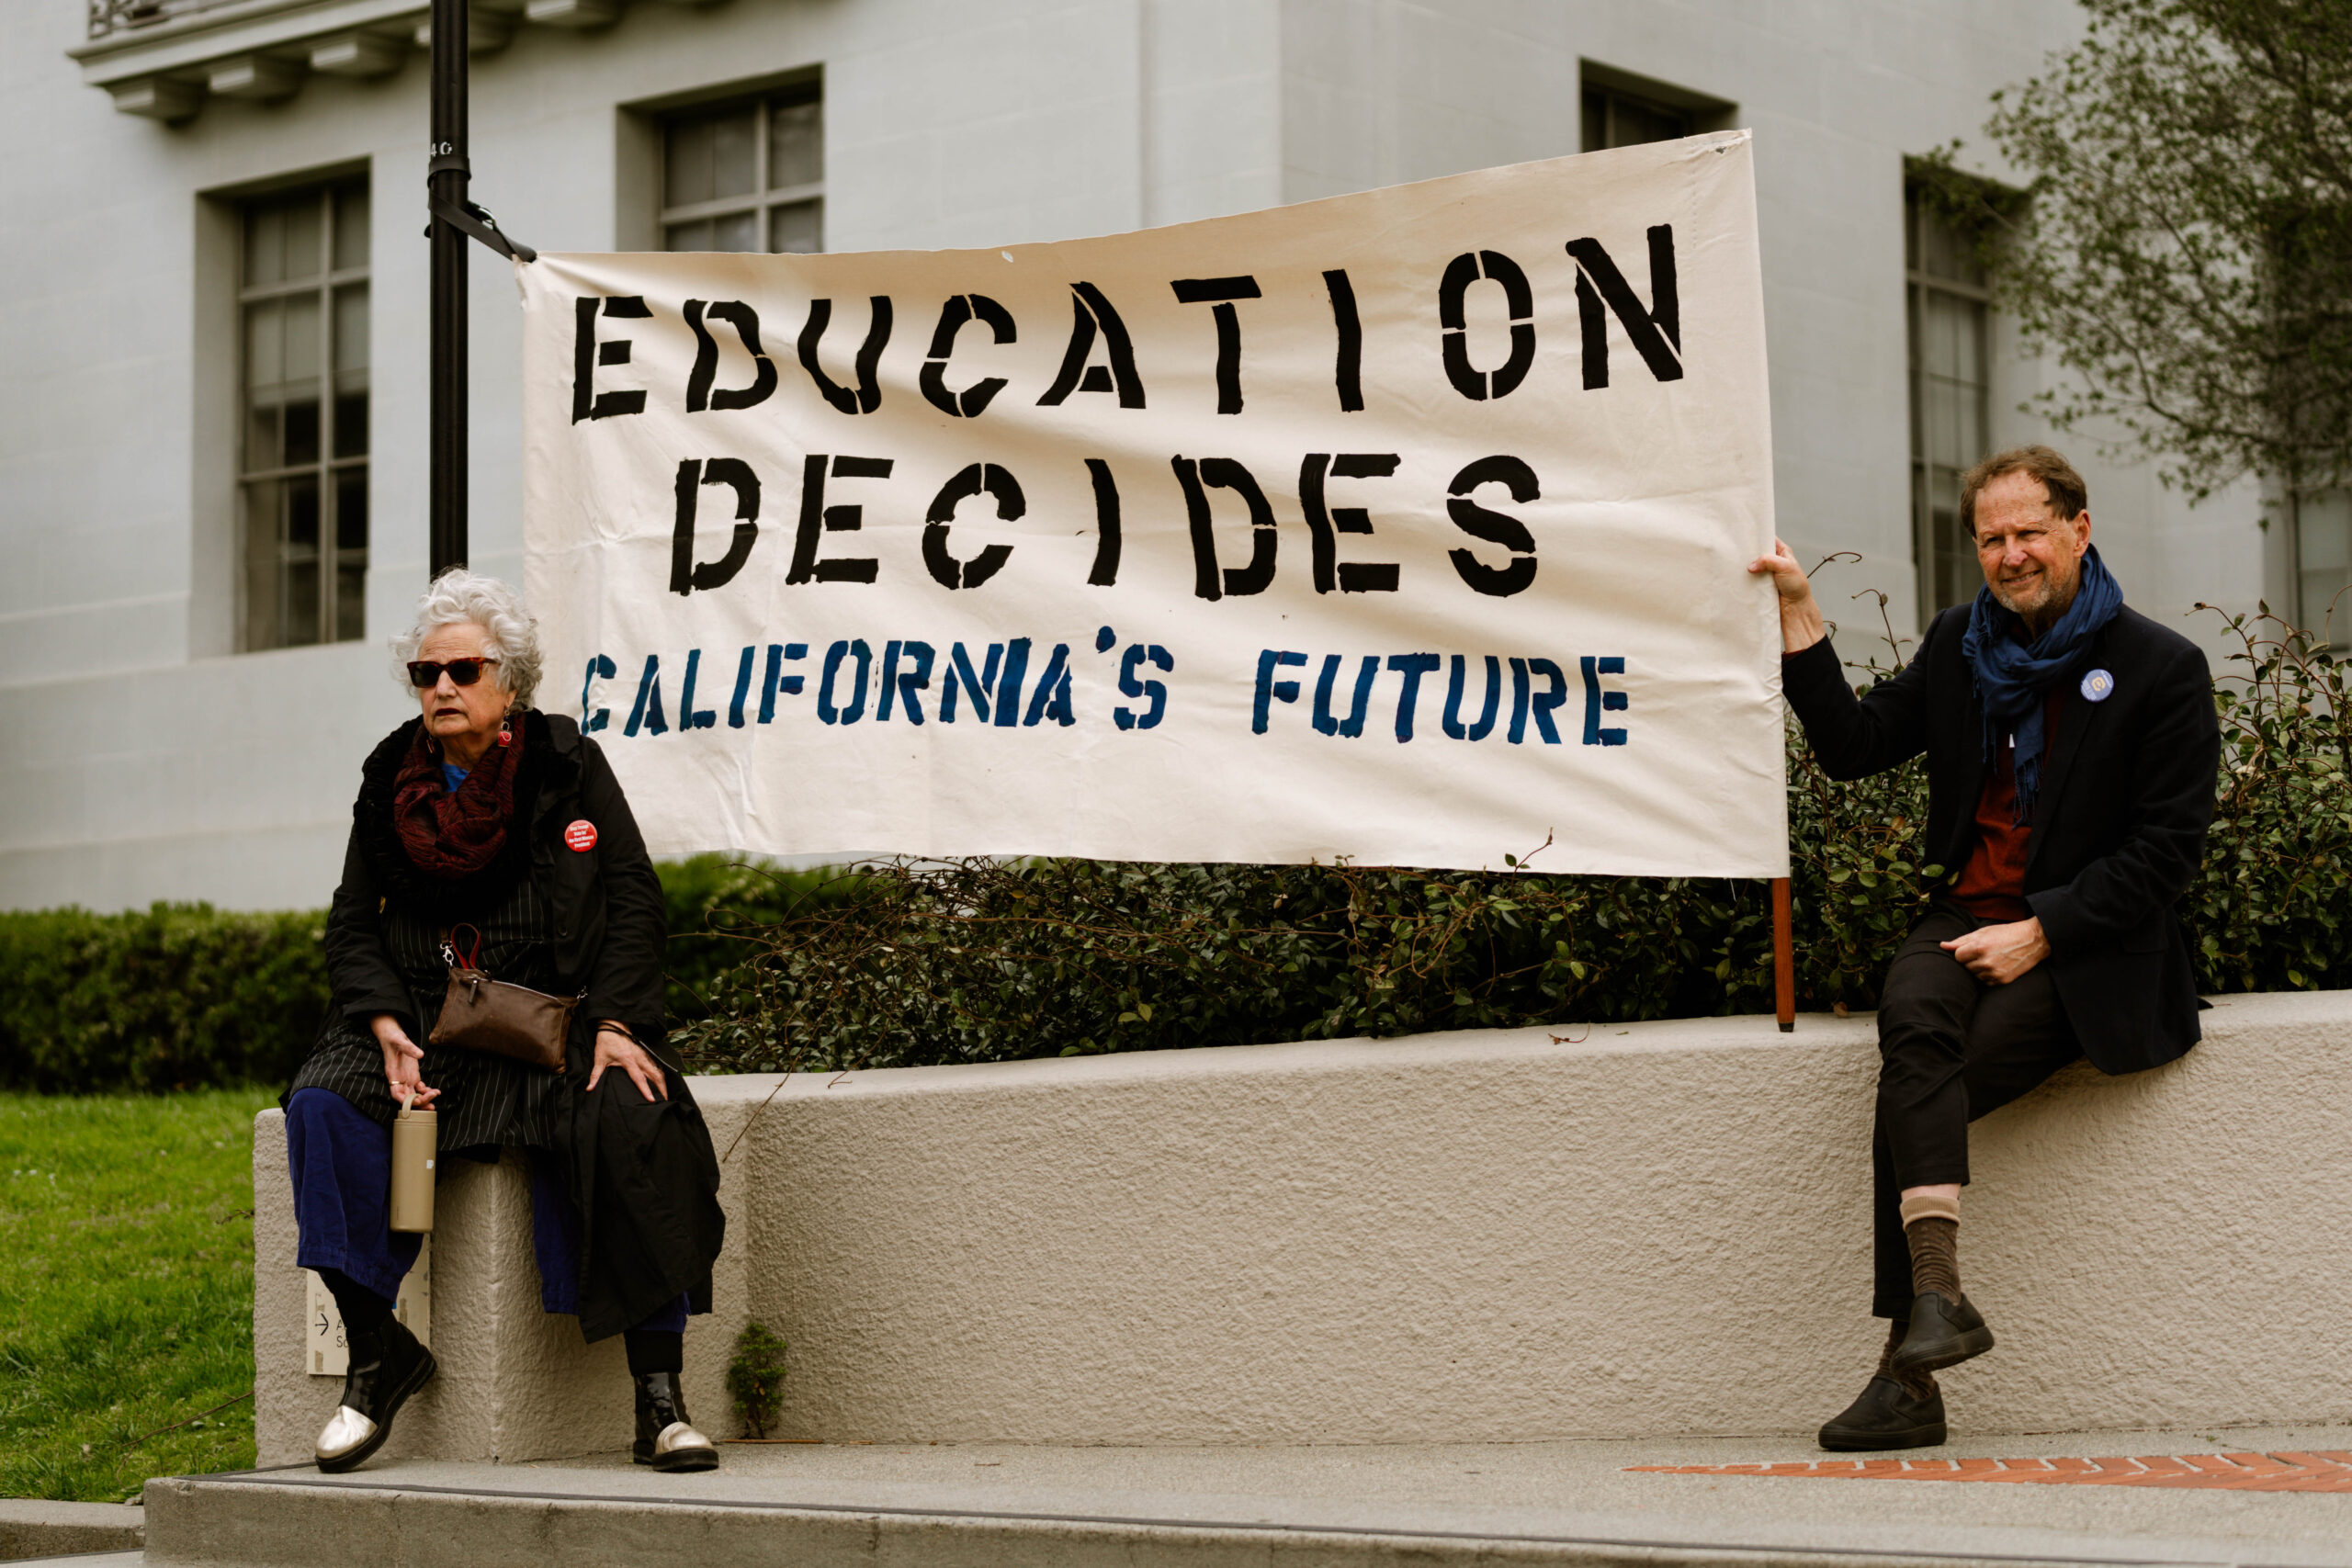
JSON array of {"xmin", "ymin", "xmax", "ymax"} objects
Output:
[
  {"xmin": 656, "ymin": 853, "xmax": 863, "ymax": 1025},
  {"xmin": 0, "ymin": 906, "xmax": 330, "ymax": 1093},
  {"xmin": 726, "ymin": 1320, "xmax": 788, "ymax": 1438},
  {"xmin": 673, "ymin": 605, "xmax": 2349, "ymax": 1077}
]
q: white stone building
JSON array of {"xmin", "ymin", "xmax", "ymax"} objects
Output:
[{"xmin": 1, "ymin": 0, "xmax": 2331, "ymax": 911}]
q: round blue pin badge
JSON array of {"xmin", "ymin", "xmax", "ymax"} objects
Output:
[{"xmin": 2080, "ymin": 668, "xmax": 2114, "ymax": 703}]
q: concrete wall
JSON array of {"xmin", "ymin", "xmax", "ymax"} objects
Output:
[
  {"xmin": 4, "ymin": 0, "xmax": 2283, "ymax": 911},
  {"xmin": 254, "ymin": 990, "xmax": 2352, "ymax": 1461}
]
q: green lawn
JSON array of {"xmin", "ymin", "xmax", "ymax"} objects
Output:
[{"xmin": 0, "ymin": 1089, "xmax": 276, "ymax": 1501}]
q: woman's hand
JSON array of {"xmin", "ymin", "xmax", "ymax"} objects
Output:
[
  {"xmin": 589, "ymin": 1025, "xmax": 668, "ymax": 1102},
  {"xmin": 369, "ymin": 1013, "xmax": 438, "ymax": 1107}
]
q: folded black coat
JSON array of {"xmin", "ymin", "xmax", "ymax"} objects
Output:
[{"xmin": 322, "ymin": 708, "xmax": 725, "ymax": 1342}]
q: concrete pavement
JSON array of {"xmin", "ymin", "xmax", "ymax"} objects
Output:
[{"xmin": 136, "ymin": 1421, "xmax": 2352, "ymax": 1566}]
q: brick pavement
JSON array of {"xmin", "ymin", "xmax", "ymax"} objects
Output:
[{"xmin": 1628, "ymin": 1451, "xmax": 2352, "ymax": 1491}]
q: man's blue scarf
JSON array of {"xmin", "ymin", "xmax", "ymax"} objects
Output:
[{"xmin": 1961, "ymin": 543, "xmax": 2122, "ymax": 825}]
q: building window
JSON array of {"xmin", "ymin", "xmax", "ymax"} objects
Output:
[
  {"xmin": 2299, "ymin": 491, "xmax": 2352, "ymax": 640},
  {"xmin": 1582, "ymin": 83, "xmax": 1692, "ymax": 152},
  {"xmin": 661, "ymin": 81, "xmax": 822, "ymax": 254},
  {"xmin": 240, "ymin": 177, "xmax": 368, "ymax": 651},
  {"xmin": 1906, "ymin": 183, "xmax": 1992, "ymax": 624},
  {"xmin": 1579, "ymin": 65, "xmax": 1732, "ymax": 152}
]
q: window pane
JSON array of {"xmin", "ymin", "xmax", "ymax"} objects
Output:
[
  {"xmin": 1581, "ymin": 88, "xmax": 1606, "ymax": 154},
  {"xmin": 246, "ymin": 403, "xmax": 282, "ymax": 476},
  {"xmin": 334, "ymin": 468, "xmax": 368, "ymax": 643},
  {"xmin": 334, "ymin": 393, "xmax": 368, "ymax": 460},
  {"xmin": 245, "ymin": 299, "xmax": 283, "ymax": 390},
  {"xmin": 242, "ymin": 481, "xmax": 277, "ymax": 651},
  {"xmin": 335, "ymin": 559, "xmax": 367, "ymax": 644},
  {"xmin": 244, "ymin": 299, "xmax": 284, "ymax": 472},
  {"xmin": 244, "ymin": 204, "xmax": 284, "ymax": 288},
  {"xmin": 712, "ymin": 209, "xmax": 758, "ymax": 253},
  {"xmin": 1602, "ymin": 93, "xmax": 1688, "ymax": 149},
  {"xmin": 286, "ymin": 291, "xmax": 321, "ymax": 377},
  {"xmin": 282, "ymin": 195, "xmax": 323, "ymax": 282},
  {"xmin": 287, "ymin": 473, "xmax": 321, "ymax": 553},
  {"xmin": 667, "ymin": 115, "xmax": 715, "ymax": 207},
  {"xmin": 668, "ymin": 106, "xmax": 758, "ymax": 208},
  {"xmin": 1916, "ymin": 204, "xmax": 1983, "ymax": 287},
  {"xmin": 284, "ymin": 556, "xmax": 321, "ymax": 647},
  {"xmin": 768, "ymin": 198, "xmax": 822, "ymax": 254},
  {"xmin": 336, "ymin": 468, "xmax": 368, "ymax": 552},
  {"xmin": 711, "ymin": 108, "xmax": 756, "ymax": 197},
  {"xmin": 666, "ymin": 219, "xmax": 712, "ymax": 252},
  {"xmin": 334, "ymin": 284, "xmax": 368, "ymax": 375},
  {"xmin": 334, "ymin": 183, "xmax": 370, "ymax": 272},
  {"xmin": 769, "ymin": 93, "xmax": 822, "ymax": 188},
  {"xmin": 2302, "ymin": 491, "xmax": 2352, "ymax": 637}
]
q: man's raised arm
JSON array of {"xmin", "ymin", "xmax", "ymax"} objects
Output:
[{"xmin": 1748, "ymin": 537, "xmax": 1933, "ymax": 781}]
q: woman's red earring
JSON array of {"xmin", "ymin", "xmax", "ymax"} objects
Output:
[{"xmin": 496, "ymin": 718, "xmax": 513, "ymax": 748}]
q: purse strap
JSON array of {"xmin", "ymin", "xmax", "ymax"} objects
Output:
[{"xmin": 441, "ymin": 922, "xmax": 485, "ymax": 973}]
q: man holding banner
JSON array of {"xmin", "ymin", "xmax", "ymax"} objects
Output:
[{"xmin": 1755, "ymin": 446, "xmax": 2219, "ymax": 1451}]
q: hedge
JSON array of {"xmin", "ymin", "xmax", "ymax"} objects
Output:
[
  {"xmin": 4, "ymin": 608, "xmax": 2343, "ymax": 1092},
  {"xmin": 673, "ymin": 605, "xmax": 2350, "ymax": 1074},
  {"xmin": 0, "ymin": 857, "xmax": 820, "ymax": 1094}
]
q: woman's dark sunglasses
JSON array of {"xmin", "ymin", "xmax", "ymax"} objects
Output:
[{"xmin": 407, "ymin": 657, "xmax": 501, "ymax": 689}]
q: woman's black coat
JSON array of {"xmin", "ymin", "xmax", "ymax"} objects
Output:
[{"xmin": 322, "ymin": 708, "xmax": 724, "ymax": 1340}]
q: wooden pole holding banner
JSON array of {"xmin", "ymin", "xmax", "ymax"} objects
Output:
[
  {"xmin": 427, "ymin": 0, "xmax": 469, "ymax": 578},
  {"xmin": 1771, "ymin": 874, "xmax": 1794, "ymax": 1032}
]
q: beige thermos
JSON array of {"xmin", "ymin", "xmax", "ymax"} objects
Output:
[{"xmin": 390, "ymin": 1089, "xmax": 436, "ymax": 1234}]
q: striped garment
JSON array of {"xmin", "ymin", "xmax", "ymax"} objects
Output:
[{"xmin": 288, "ymin": 871, "xmax": 569, "ymax": 1156}]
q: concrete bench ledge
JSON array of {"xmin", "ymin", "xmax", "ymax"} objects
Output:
[
  {"xmin": 0, "ymin": 1497, "xmax": 143, "ymax": 1561},
  {"xmin": 253, "ymin": 990, "xmax": 2352, "ymax": 1464}
]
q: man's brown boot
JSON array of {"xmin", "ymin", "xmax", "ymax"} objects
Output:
[
  {"xmin": 1891, "ymin": 1196, "xmax": 1995, "ymax": 1375},
  {"xmin": 1819, "ymin": 1318, "xmax": 1945, "ymax": 1451}
]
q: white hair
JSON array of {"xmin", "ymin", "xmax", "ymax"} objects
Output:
[{"xmin": 390, "ymin": 568, "xmax": 544, "ymax": 709}]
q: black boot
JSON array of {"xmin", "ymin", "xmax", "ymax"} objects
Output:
[
  {"xmin": 1891, "ymin": 1290, "xmax": 1996, "ymax": 1375},
  {"xmin": 632, "ymin": 1371, "xmax": 718, "ymax": 1472},
  {"xmin": 315, "ymin": 1315, "xmax": 436, "ymax": 1472},
  {"xmin": 1818, "ymin": 1374, "xmax": 1948, "ymax": 1451}
]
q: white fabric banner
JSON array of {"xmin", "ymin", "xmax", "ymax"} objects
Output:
[{"xmin": 520, "ymin": 131, "xmax": 1787, "ymax": 876}]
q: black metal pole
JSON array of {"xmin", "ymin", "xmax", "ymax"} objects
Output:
[{"xmin": 427, "ymin": 0, "xmax": 469, "ymax": 578}]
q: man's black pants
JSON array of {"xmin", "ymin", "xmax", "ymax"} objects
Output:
[{"xmin": 1871, "ymin": 906, "xmax": 2082, "ymax": 1318}]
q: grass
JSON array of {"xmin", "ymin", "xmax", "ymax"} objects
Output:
[{"xmin": 0, "ymin": 1089, "xmax": 275, "ymax": 1502}]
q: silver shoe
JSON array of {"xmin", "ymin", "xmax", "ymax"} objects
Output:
[
  {"xmin": 631, "ymin": 1371, "xmax": 718, "ymax": 1472},
  {"xmin": 314, "ymin": 1405, "xmax": 378, "ymax": 1465},
  {"xmin": 649, "ymin": 1420, "xmax": 718, "ymax": 1472}
]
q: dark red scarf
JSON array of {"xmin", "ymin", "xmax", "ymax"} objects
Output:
[{"xmin": 391, "ymin": 720, "xmax": 525, "ymax": 880}]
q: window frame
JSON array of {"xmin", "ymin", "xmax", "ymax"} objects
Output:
[
  {"xmin": 657, "ymin": 82, "xmax": 824, "ymax": 255},
  {"xmin": 1905, "ymin": 184, "xmax": 1995, "ymax": 629},
  {"xmin": 235, "ymin": 175, "xmax": 369, "ymax": 652}
]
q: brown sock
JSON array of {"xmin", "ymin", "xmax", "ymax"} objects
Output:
[
  {"xmin": 1898, "ymin": 1193, "xmax": 1963, "ymax": 1301},
  {"xmin": 1877, "ymin": 1316, "xmax": 1937, "ymax": 1399},
  {"xmin": 1904, "ymin": 1217, "xmax": 1962, "ymax": 1300}
]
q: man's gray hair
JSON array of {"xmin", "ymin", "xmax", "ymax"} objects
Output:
[{"xmin": 390, "ymin": 568, "xmax": 543, "ymax": 709}]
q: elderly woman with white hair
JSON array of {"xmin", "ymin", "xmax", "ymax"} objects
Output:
[{"xmin": 282, "ymin": 569, "xmax": 724, "ymax": 1474}]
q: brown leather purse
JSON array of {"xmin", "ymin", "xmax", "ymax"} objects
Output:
[{"xmin": 426, "ymin": 924, "xmax": 575, "ymax": 1073}]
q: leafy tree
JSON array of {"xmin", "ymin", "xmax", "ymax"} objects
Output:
[{"xmin": 1934, "ymin": 0, "xmax": 2352, "ymax": 503}]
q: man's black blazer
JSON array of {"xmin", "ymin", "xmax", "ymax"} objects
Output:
[{"xmin": 1781, "ymin": 603, "xmax": 2219, "ymax": 1075}]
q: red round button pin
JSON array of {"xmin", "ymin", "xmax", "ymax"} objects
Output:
[{"xmin": 564, "ymin": 820, "xmax": 597, "ymax": 852}]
